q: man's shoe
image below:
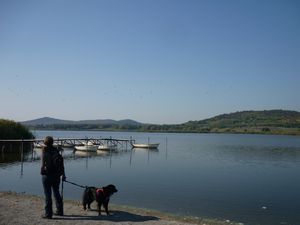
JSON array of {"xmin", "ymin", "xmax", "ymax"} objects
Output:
[
  {"xmin": 54, "ymin": 211, "xmax": 63, "ymax": 216},
  {"xmin": 42, "ymin": 215, "xmax": 52, "ymax": 219}
]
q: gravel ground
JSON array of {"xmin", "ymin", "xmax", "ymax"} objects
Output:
[{"xmin": 0, "ymin": 192, "xmax": 238, "ymax": 225}]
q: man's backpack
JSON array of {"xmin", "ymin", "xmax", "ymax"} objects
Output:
[{"xmin": 44, "ymin": 148, "xmax": 64, "ymax": 176}]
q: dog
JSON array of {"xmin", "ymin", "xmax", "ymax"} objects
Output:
[{"xmin": 82, "ymin": 184, "xmax": 118, "ymax": 215}]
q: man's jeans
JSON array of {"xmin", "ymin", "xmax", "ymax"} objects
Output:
[{"xmin": 42, "ymin": 175, "xmax": 63, "ymax": 217}]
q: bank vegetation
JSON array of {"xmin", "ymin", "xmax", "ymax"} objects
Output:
[{"xmin": 0, "ymin": 119, "xmax": 34, "ymax": 139}]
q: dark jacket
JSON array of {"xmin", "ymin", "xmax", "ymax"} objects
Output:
[{"xmin": 41, "ymin": 146, "xmax": 65, "ymax": 177}]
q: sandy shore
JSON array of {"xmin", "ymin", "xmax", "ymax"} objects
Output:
[{"xmin": 0, "ymin": 192, "xmax": 239, "ymax": 225}]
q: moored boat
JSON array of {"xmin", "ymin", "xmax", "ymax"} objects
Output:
[
  {"xmin": 74, "ymin": 141, "xmax": 98, "ymax": 152},
  {"xmin": 33, "ymin": 143, "xmax": 44, "ymax": 148},
  {"xmin": 62, "ymin": 143, "xmax": 75, "ymax": 148},
  {"xmin": 132, "ymin": 143, "xmax": 159, "ymax": 149},
  {"xmin": 34, "ymin": 143, "xmax": 60, "ymax": 148}
]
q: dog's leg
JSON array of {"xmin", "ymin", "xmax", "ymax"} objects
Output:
[
  {"xmin": 97, "ymin": 201, "xmax": 102, "ymax": 216},
  {"xmin": 103, "ymin": 199, "xmax": 110, "ymax": 215},
  {"xmin": 82, "ymin": 188, "xmax": 88, "ymax": 210},
  {"xmin": 82, "ymin": 200, "xmax": 87, "ymax": 210}
]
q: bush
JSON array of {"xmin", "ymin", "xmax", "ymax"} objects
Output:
[
  {"xmin": 262, "ymin": 127, "xmax": 271, "ymax": 132},
  {"xmin": 0, "ymin": 119, "xmax": 34, "ymax": 139}
]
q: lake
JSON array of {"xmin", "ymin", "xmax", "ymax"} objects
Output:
[{"xmin": 1, "ymin": 130, "xmax": 300, "ymax": 225}]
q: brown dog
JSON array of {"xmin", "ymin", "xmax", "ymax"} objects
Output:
[{"xmin": 82, "ymin": 184, "xmax": 118, "ymax": 215}]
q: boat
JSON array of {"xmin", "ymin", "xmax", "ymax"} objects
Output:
[
  {"xmin": 132, "ymin": 143, "xmax": 159, "ymax": 149},
  {"xmin": 33, "ymin": 143, "xmax": 44, "ymax": 148},
  {"xmin": 97, "ymin": 144, "xmax": 117, "ymax": 151},
  {"xmin": 74, "ymin": 141, "xmax": 98, "ymax": 152},
  {"xmin": 34, "ymin": 143, "xmax": 60, "ymax": 148},
  {"xmin": 61, "ymin": 143, "xmax": 75, "ymax": 148}
]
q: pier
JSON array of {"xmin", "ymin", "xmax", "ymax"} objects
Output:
[{"xmin": 0, "ymin": 137, "xmax": 136, "ymax": 151}]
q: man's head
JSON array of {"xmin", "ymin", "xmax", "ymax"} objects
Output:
[{"xmin": 44, "ymin": 136, "xmax": 54, "ymax": 147}]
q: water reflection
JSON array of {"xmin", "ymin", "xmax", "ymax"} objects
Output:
[
  {"xmin": 0, "ymin": 145, "xmax": 160, "ymax": 176},
  {"xmin": 215, "ymin": 145, "xmax": 300, "ymax": 166},
  {"xmin": 130, "ymin": 148, "xmax": 159, "ymax": 165}
]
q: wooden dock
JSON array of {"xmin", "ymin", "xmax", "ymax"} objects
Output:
[{"xmin": 0, "ymin": 137, "xmax": 135, "ymax": 150}]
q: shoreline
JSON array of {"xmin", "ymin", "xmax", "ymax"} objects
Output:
[
  {"xmin": 0, "ymin": 191, "xmax": 240, "ymax": 225},
  {"xmin": 30, "ymin": 128, "xmax": 300, "ymax": 136}
]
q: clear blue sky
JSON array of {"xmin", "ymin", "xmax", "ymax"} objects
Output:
[{"xmin": 0, "ymin": 0, "xmax": 299, "ymax": 124}]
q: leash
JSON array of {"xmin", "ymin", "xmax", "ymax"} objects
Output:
[
  {"xmin": 64, "ymin": 179, "xmax": 87, "ymax": 189},
  {"xmin": 61, "ymin": 179, "xmax": 86, "ymax": 204}
]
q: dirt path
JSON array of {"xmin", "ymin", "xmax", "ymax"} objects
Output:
[{"xmin": 0, "ymin": 192, "xmax": 238, "ymax": 225}]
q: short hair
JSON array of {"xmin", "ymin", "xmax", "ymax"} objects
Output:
[{"xmin": 44, "ymin": 136, "xmax": 54, "ymax": 147}]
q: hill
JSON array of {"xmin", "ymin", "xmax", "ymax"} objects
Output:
[
  {"xmin": 185, "ymin": 110, "xmax": 300, "ymax": 128},
  {"xmin": 21, "ymin": 110, "xmax": 300, "ymax": 135},
  {"xmin": 21, "ymin": 117, "xmax": 74, "ymax": 126},
  {"xmin": 21, "ymin": 117, "xmax": 143, "ymax": 130},
  {"xmin": 145, "ymin": 110, "xmax": 300, "ymax": 135}
]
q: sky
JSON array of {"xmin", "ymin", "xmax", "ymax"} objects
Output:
[{"xmin": 0, "ymin": 0, "xmax": 299, "ymax": 124}]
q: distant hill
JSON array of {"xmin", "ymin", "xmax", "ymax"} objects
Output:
[
  {"xmin": 139, "ymin": 110, "xmax": 300, "ymax": 135},
  {"xmin": 21, "ymin": 110, "xmax": 300, "ymax": 135},
  {"xmin": 21, "ymin": 117, "xmax": 74, "ymax": 126},
  {"xmin": 184, "ymin": 110, "xmax": 300, "ymax": 128},
  {"xmin": 21, "ymin": 117, "xmax": 143, "ymax": 127}
]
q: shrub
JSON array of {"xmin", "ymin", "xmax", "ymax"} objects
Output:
[{"xmin": 0, "ymin": 119, "xmax": 34, "ymax": 139}]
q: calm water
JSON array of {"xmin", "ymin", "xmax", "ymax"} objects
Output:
[{"xmin": 1, "ymin": 130, "xmax": 300, "ymax": 225}]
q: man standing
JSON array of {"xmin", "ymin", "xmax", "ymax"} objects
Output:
[{"xmin": 40, "ymin": 136, "xmax": 66, "ymax": 219}]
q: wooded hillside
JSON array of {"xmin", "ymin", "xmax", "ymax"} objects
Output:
[
  {"xmin": 135, "ymin": 110, "xmax": 300, "ymax": 135},
  {"xmin": 22, "ymin": 110, "xmax": 300, "ymax": 135}
]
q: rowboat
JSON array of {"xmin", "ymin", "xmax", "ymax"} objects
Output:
[
  {"xmin": 74, "ymin": 141, "xmax": 98, "ymax": 152},
  {"xmin": 132, "ymin": 143, "xmax": 159, "ymax": 149}
]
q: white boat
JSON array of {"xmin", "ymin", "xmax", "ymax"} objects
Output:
[
  {"xmin": 62, "ymin": 143, "xmax": 75, "ymax": 148},
  {"xmin": 34, "ymin": 143, "xmax": 59, "ymax": 148},
  {"xmin": 74, "ymin": 141, "xmax": 98, "ymax": 152},
  {"xmin": 33, "ymin": 143, "xmax": 45, "ymax": 148},
  {"xmin": 97, "ymin": 144, "xmax": 117, "ymax": 151},
  {"xmin": 132, "ymin": 143, "xmax": 159, "ymax": 149}
]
